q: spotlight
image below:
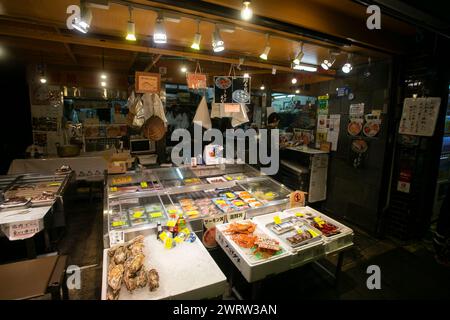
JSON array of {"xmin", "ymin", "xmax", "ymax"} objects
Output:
[
  {"xmin": 191, "ymin": 20, "xmax": 201, "ymax": 50},
  {"xmin": 291, "ymin": 77, "xmax": 297, "ymax": 84},
  {"xmin": 180, "ymin": 66, "xmax": 187, "ymax": 73},
  {"xmin": 126, "ymin": 6, "xmax": 136, "ymax": 41},
  {"xmin": 72, "ymin": 1, "xmax": 92, "ymax": 34},
  {"xmin": 295, "ymin": 89, "xmax": 300, "ymax": 94},
  {"xmin": 292, "ymin": 64, "xmax": 317, "ymax": 72},
  {"xmin": 243, "ymin": 73, "xmax": 250, "ymax": 78},
  {"xmin": 153, "ymin": 13, "xmax": 167, "ymax": 44},
  {"xmin": 100, "ymin": 73, "xmax": 107, "ymax": 80},
  {"xmin": 342, "ymin": 54, "xmax": 353, "ymax": 74},
  {"xmin": 293, "ymin": 42, "xmax": 304, "ymax": 65},
  {"xmin": 321, "ymin": 50, "xmax": 338, "ymax": 70},
  {"xmin": 272, "ymin": 67, "xmax": 277, "ymax": 75},
  {"xmin": 241, "ymin": 1, "xmax": 253, "ymax": 21},
  {"xmin": 260, "ymin": 84, "xmax": 265, "ymax": 90},
  {"xmin": 212, "ymin": 26, "xmax": 224, "ymax": 52},
  {"xmin": 259, "ymin": 34, "xmax": 271, "ymax": 60},
  {"xmin": 101, "ymin": 81, "xmax": 107, "ymax": 87},
  {"xmin": 39, "ymin": 76, "xmax": 47, "ymax": 84}
]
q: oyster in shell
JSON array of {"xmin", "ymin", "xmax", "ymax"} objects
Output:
[
  {"xmin": 129, "ymin": 241, "xmax": 145, "ymax": 256},
  {"xmin": 123, "ymin": 269, "xmax": 137, "ymax": 292},
  {"xmin": 106, "ymin": 286, "xmax": 120, "ymax": 300},
  {"xmin": 108, "ymin": 264, "xmax": 124, "ymax": 291},
  {"xmin": 125, "ymin": 253, "xmax": 145, "ymax": 275},
  {"xmin": 135, "ymin": 268, "xmax": 148, "ymax": 288},
  {"xmin": 113, "ymin": 246, "xmax": 127, "ymax": 265},
  {"xmin": 148, "ymin": 269, "xmax": 159, "ymax": 292}
]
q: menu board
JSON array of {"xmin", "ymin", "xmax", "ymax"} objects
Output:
[
  {"xmin": 186, "ymin": 73, "xmax": 207, "ymax": 89},
  {"xmin": 214, "ymin": 76, "xmax": 251, "ymax": 104},
  {"xmin": 135, "ymin": 72, "xmax": 161, "ymax": 94},
  {"xmin": 399, "ymin": 97, "xmax": 441, "ymax": 136}
]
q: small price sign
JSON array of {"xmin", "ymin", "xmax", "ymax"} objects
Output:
[
  {"xmin": 289, "ymin": 190, "xmax": 307, "ymax": 208},
  {"xmin": 140, "ymin": 181, "xmax": 148, "ymax": 188},
  {"xmin": 166, "ymin": 220, "xmax": 177, "ymax": 227},
  {"xmin": 273, "ymin": 216, "xmax": 282, "ymax": 225},
  {"xmin": 165, "ymin": 237, "xmax": 173, "ymax": 249}
]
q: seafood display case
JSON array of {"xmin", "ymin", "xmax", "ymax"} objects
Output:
[{"xmin": 103, "ymin": 165, "xmax": 292, "ymax": 247}]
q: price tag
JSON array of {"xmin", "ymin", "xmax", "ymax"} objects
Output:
[
  {"xmin": 48, "ymin": 182, "xmax": 61, "ymax": 187},
  {"xmin": 186, "ymin": 210, "xmax": 199, "ymax": 217},
  {"xmin": 150, "ymin": 212, "xmax": 163, "ymax": 218},
  {"xmin": 159, "ymin": 232, "xmax": 167, "ymax": 241},
  {"xmin": 133, "ymin": 211, "xmax": 143, "ymax": 218},
  {"xmin": 111, "ymin": 221, "xmax": 124, "ymax": 227},
  {"xmin": 174, "ymin": 236, "xmax": 183, "ymax": 244},
  {"xmin": 166, "ymin": 220, "xmax": 177, "ymax": 227},
  {"xmin": 273, "ymin": 216, "xmax": 282, "ymax": 225},
  {"xmin": 111, "ymin": 187, "xmax": 118, "ymax": 192},
  {"xmin": 294, "ymin": 226, "xmax": 303, "ymax": 234},
  {"xmin": 165, "ymin": 237, "xmax": 173, "ymax": 249},
  {"xmin": 168, "ymin": 209, "xmax": 178, "ymax": 215},
  {"xmin": 308, "ymin": 229, "xmax": 320, "ymax": 237},
  {"xmin": 140, "ymin": 181, "xmax": 148, "ymax": 188},
  {"xmin": 109, "ymin": 230, "xmax": 125, "ymax": 247},
  {"xmin": 180, "ymin": 228, "xmax": 190, "ymax": 235},
  {"xmin": 290, "ymin": 190, "xmax": 306, "ymax": 208},
  {"xmin": 313, "ymin": 217, "xmax": 325, "ymax": 227},
  {"xmin": 295, "ymin": 212, "xmax": 305, "ymax": 217}
]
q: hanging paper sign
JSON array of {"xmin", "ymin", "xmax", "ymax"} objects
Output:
[
  {"xmin": 224, "ymin": 103, "xmax": 241, "ymax": 113},
  {"xmin": 317, "ymin": 95, "xmax": 329, "ymax": 115},
  {"xmin": 214, "ymin": 76, "xmax": 251, "ymax": 104},
  {"xmin": 399, "ymin": 97, "xmax": 440, "ymax": 136},
  {"xmin": 289, "ymin": 190, "xmax": 307, "ymax": 208},
  {"xmin": 187, "ymin": 72, "xmax": 207, "ymax": 89},
  {"xmin": 135, "ymin": 72, "xmax": 161, "ymax": 94},
  {"xmin": 349, "ymin": 103, "xmax": 365, "ymax": 118}
]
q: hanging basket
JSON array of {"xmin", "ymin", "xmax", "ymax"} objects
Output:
[{"xmin": 142, "ymin": 115, "xmax": 167, "ymax": 141}]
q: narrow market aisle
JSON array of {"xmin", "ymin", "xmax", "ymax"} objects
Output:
[{"xmin": 58, "ymin": 192, "xmax": 104, "ymax": 300}]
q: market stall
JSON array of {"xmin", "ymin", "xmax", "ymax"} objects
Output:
[
  {"xmin": 101, "ymin": 163, "xmax": 352, "ymax": 300},
  {"xmin": 0, "ymin": 173, "xmax": 73, "ymax": 257}
]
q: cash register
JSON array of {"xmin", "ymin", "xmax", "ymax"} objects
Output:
[{"xmin": 130, "ymin": 138, "xmax": 158, "ymax": 165}]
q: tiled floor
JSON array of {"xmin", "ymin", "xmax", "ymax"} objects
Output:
[{"xmin": 44, "ymin": 195, "xmax": 450, "ymax": 300}]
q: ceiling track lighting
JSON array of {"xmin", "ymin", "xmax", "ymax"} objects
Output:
[
  {"xmin": 321, "ymin": 50, "xmax": 338, "ymax": 70},
  {"xmin": 342, "ymin": 53, "xmax": 353, "ymax": 74},
  {"xmin": 126, "ymin": 6, "xmax": 136, "ymax": 41},
  {"xmin": 212, "ymin": 25, "xmax": 224, "ymax": 52},
  {"xmin": 241, "ymin": 1, "xmax": 253, "ymax": 21},
  {"xmin": 292, "ymin": 64, "xmax": 317, "ymax": 72},
  {"xmin": 293, "ymin": 42, "xmax": 304, "ymax": 65},
  {"xmin": 191, "ymin": 20, "xmax": 201, "ymax": 50},
  {"xmin": 72, "ymin": 1, "xmax": 92, "ymax": 34},
  {"xmin": 259, "ymin": 34, "xmax": 271, "ymax": 60},
  {"xmin": 153, "ymin": 12, "xmax": 167, "ymax": 44}
]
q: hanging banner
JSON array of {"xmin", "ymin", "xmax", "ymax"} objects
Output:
[
  {"xmin": 135, "ymin": 72, "xmax": 160, "ymax": 94},
  {"xmin": 186, "ymin": 72, "xmax": 207, "ymax": 89},
  {"xmin": 214, "ymin": 76, "xmax": 251, "ymax": 104}
]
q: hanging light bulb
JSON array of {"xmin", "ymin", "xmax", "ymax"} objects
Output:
[
  {"xmin": 72, "ymin": 1, "xmax": 92, "ymax": 34},
  {"xmin": 191, "ymin": 20, "xmax": 202, "ymax": 50},
  {"xmin": 101, "ymin": 81, "xmax": 107, "ymax": 87},
  {"xmin": 241, "ymin": 1, "xmax": 253, "ymax": 21},
  {"xmin": 153, "ymin": 12, "xmax": 167, "ymax": 44},
  {"xmin": 126, "ymin": 6, "xmax": 136, "ymax": 41},
  {"xmin": 243, "ymin": 73, "xmax": 250, "ymax": 78},
  {"xmin": 291, "ymin": 77, "xmax": 297, "ymax": 84},
  {"xmin": 212, "ymin": 25, "xmax": 224, "ymax": 52},
  {"xmin": 39, "ymin": 76, "xmax": 47, "ymax": 84},
  {"xmin": 342, "ymin": 54, "xmax": 353, "ymax": 74},
  {"xmin": 259, "ymin": 34, "xmax": 271, "ymax": 60},
  {"xmin": 180, "ymin": 66, "xmax": 187, "ymax": 73},
  {"xmin": 293, "ymin": 42, "xmax": 304, "ymax": 65},
  {"xmin": 260, "ymin": 84, "xmax": 265, "ymax": 90},
  {"xmin": 295, "ymin": 89, "xmax": 300, "ymax": 94}
]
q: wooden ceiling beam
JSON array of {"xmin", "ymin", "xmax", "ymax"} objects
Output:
[
  {"xmin": 0, "ymin": 24, "xmax": 335, "ymax": 77},
  {"xmin": 54, "ymin": 27, "xmax": 78, "ymax": 65}
]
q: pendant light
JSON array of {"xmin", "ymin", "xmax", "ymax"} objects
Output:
[
  {"xmin": 153, "ymin": 12, "xmax": 167, "ymax": 44},
  {"xmin": 259, "ymin": 34, "xmax": 271, "ymax": 60},
  {"xmin": 293, "ymin": 42, "xmax": 304, "ymax": 65},
  {"xmin": 126, "ymin": 6, "xmax": 136, "ymax": 41},
  {"xmin": 72, "ymin": 1, "xmax": 92, "ymax": 34},
  {"xmin": 191, "ymin": 20, "xmax": 202, "ymax": 50},
  {"xmin": 291, "ymin": 77, "xmax": 297, "ymax": 84},
  {"xmin": 212, "ymin": 25, "xmax": 224, "ymax": 52},
  {"xmin": 342, "ymin": 53, "xmax": 353, "ymax": 74},
  {"xmin": 241, "ymin": 1, "xmax": 253, "ymax": 21},
  {"xmin": 39, "ymin": 52, "xmax": 47, "ymax": 84},
  {"xmin": 100, "ymin": 49, "xmax": 107, "ymax": 87}
]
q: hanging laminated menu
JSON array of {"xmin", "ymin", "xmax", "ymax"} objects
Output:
[
  {"xmin": 214, "ymin": 76, "xmax": 251, "ymax": 104},
  {"xmin": 347, "ymin": 103, "xmax": 364, "ymax": 136},
  {"xmin": 399, "ymin": 97, "xmax": 441, "ymax": 136}
]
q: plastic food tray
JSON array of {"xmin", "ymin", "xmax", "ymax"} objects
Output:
[
  {"xmin": 271, "ymin": 224, "xmax": 323, "ymax": 249},
  {"xmin": 215, "ymin": 221, "xmax": 291, "ymax": 282},
  {"xmin": 283, "ymin": 207, "xmax": 353, "ymax": 254}
]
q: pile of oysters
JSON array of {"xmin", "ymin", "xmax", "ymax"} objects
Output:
[{"xmin": 107, "ymin": 235, "xmax": 160, "ymax": 300}]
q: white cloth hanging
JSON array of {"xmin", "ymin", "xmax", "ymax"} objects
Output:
[{"xmin": 193, "ymin": 96, "xmax": 212, "ymax": 129}]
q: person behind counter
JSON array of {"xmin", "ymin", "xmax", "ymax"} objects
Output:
[{"xmin": 267, "ymin": 112, "xmax": 280, "ymax": 129}]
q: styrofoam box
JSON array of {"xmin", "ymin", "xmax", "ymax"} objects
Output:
[
  {"xmin": 215, "ymin": 221, "xmax": 291, "ymax": 283},
  {"xmin": 251, "ymin": 212, "xmax": 326, "ymax": 269},
  {"xmin": 283, "ymin": 207, "xmax": 354, "ymax": 254}
]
